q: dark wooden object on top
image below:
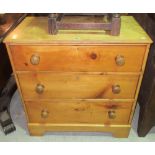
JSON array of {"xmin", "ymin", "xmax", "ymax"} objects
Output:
[
  {"xmin": 132, "ymin": 13, "xmax": 155, "ymax": 137},
  {"xmin": 48, "ymin": 13, "xmax": 121, "ymax": 36}
]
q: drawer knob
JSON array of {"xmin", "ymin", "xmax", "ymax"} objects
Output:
[
  {"xmin": 112, "ymin": 85, "xmax": 121, "ymax": 94},
  {"xmin": 36, "ymin": 84, "xmax": 45, "ymax": 94},
  {"xmin": 115, "ymin": 55, "xmax": 125, "ymax": 66},
  {"xmin": 30, "ymin": 55, "xmax": 40, "ymax": 65},
  {"xmin": 108, "ymin": 110, "xmax": 116, "ymax": 119},
  {"xmin": 41, "ymin": 109, "xmax": 49, "ymax": 118}
]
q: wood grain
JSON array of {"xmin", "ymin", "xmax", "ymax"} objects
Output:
[
  {"xmin": 10, "ymin": 45, "xmax": 146, "ymax": 72},
  {"xmin": 25, "ymin": 100, "xmax": 132, "ymax": 124},
  {"xmin": 28, "ymin": 123, "xmax": 131, "ymax": 138},
  {"xmin": 3, "ymin": 16, "xmax": 152, "ymax": 137},
  {"xmin": 129, "ymin": 44, "xmax": 151, "ymax": 123},
  {"xmin": 17, "ymin": 72, "xmax": 139, "ymax": 100},
  {"xmin": 4, "ymin": 16, "xmax": 152, "ymax": 44},
  {"xmin": 5, "ymin": 45, "xmax": 30, "ymax": 123}
]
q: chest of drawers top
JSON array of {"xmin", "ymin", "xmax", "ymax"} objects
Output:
[{"xmin": 4, "ymin": 16, "xmax": 152, "ymax": 44}]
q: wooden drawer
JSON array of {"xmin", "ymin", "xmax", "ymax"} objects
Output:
[
  {"xmin": 25, "ymin": 100, "xmax": 132, "ymax": 124},
  {"xmin": 17, "ymin": 72, "xmax": 139, "ymax": 100},
  {"xmin": 10, "ymin": 45, "xmax": 146, "ymax": 72}
]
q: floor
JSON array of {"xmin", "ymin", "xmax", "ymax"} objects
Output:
[{"xmin": 0, "ymin": 91, "xmax": 155, "ymax": 142}]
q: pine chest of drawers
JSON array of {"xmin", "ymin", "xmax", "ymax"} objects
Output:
[{"xmin": 4, "ymin": 16, "xmax": 152, "ymax": 137}]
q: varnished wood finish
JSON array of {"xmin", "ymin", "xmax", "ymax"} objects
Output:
[
  {"xmin": 17, "ymin": 72, "xmax": 139, "ymax": 100},
  {"xmin": 10, "ymin": 45, "xmax": 146, "ymax": 72},
  {"xmin": 5, "ymin": 45, "xmax": 30, "ymax": 123},
  {"xmin": 4, "ymin": 16, "xmax": 152, "ymax": 44},
  {"xmin": 25, "ymin": 100, "xmax": 132, "ymax": 124},
  {"xmin": 4, "ymin": 16, "xmax": 152, "ymax": 137},
  {"xmin": 28, "ymin": 123, "xmax": 131, "ymax": 138},
  {"xmin": 129, "ymin": 44, "xmax": 151, "ymax": 123}
]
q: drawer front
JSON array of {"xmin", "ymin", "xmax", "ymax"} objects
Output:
[
  {"xmin": 17, "ymin": 72, "xmax": 139, "ymax": 100},
  {"xmin": 25, "ymin": 100, "xmax": 132, "ymax": 124},
  {"xmin": 10, "ymin": 45, "xmax": 146, "ymax": 72}
]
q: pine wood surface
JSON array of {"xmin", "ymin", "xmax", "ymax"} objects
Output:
[
  {"xmin": 4, "ymin": 16, "xmax": 152, "ymax": 137},
  {"xmin": 129, "ymin": 44, "xmax": 151, "ymax": 123},
  {"xmin": 25, "ymin": 100, "xmax": 132, "ymax": 124},
  {"xmin": 10, "ymin": 45, "xmax": 146, "ymax": 72},
  {"xmin": 17, "ymin": 72, "xmax": 139, "ymax": 100},
  {"xmin": 4, "ymin": 16, "xmax": 152, "ymax": 44},
  {"xmin": 28, "ymin": 123, "xmax": 131, "ymax": 138}
]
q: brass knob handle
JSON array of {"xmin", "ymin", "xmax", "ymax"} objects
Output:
[
  {"xmin": 108, "ymin": 110, "xmax": 116, "ymax": 119},
  {"xmin": 30, "ymin": 55, "xmax": 40, "ymax": 65},
  {"xmin": 41, "ymin": 109, "xmax": 49, "ymax": 118},
  {"xmin": 35, "ymin": 84, "xmax": 45, "ymax": 94},
  {"xmin": 112, "ymin": 85, "xmax": 121, "ymax": 94},
  {"xmin": 115, "ymin": 55, "xmax": 125, "ymax": 66}
]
